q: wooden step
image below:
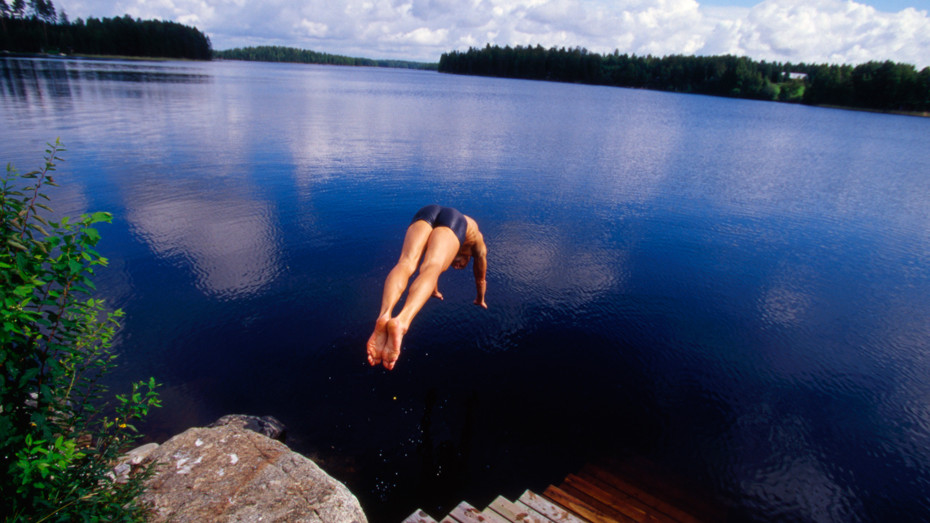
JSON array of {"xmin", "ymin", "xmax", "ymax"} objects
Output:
[
  {"xmin": 543, "ymin": 485, "xmax": 625, "ymax": 523},
  {"xmin": 402, "ymin": 508, "xmax": 439, "ymax": 523},
  {"xmin": 487, "ymin": 495, "xmax": 552, "ymax": 523},
  {"xmin": 577, "ymin": 465, "xmax": 703, "ymax": 523},
  {"xmin": 595, "ymin": 459, "xmax": 726, "ymax": 522},
  {"xmin": 446, "ymin": 501, "xmax": 511, "ymax": 523},
  {"xmin": 561, "ymin": 474, "xmax": 662, "ymax": 523},
  {"xmin": 403, "ymin": 458, "xmax": 726, "ymax": 523},
  {"xmin": 519, "ymin": 490, "xmax": 587, "ymax": 522}
]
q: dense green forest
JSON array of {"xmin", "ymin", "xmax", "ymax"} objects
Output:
[
  {"xmin": 215, "ymin": 45, "xmax": 437, "ymax": 70},
  {"xmin": 1, "ymin": 2, "xmax": 212, "ymax": 60},
  {"xmin": 440, "ymin": 45, "xmax": 930, "ymax": 113}
]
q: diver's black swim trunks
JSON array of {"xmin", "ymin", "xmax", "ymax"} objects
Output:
[{"xmin": 411, "ymin": 204, "xmax": 467, "ymax": 245}]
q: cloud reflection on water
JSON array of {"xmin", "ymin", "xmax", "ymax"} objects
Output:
[
  {"xmin": 128, "ymin": 194, "xmax": 281, "ymax": 300},
  {"xmin": 492, "ymin": 221, "xmax": 628, "ymax": 308},
  {"xmin": 757, "ymin": 261, "xmax": 817, "ymax": 329}
]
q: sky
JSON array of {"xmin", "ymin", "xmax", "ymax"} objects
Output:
[{"xmin": 61, "ymin": 0, "xmax": 930, "ymax": 67}]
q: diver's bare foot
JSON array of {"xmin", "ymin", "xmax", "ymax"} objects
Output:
[
  {"xmin": 367, "ymin": 316, "xmax": 389, "ymax": 366},
  {"xmin": 382, "ymin": 318, "xmax": 408, "ymax": 370},
  {"xmin": 431, "ymin": 287, "xmax": 443, "ymax": 300}
]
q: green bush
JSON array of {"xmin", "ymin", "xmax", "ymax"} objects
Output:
[{"xmin": 1, "ymin": 139, "xmax": 161, "ymax": 521}]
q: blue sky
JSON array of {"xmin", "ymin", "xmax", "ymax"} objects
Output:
[{"xmin": 64, "ymin": 0, "xmax": 930, "ymax": 66}]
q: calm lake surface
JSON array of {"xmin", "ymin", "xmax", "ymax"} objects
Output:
[{"xmin": 3, "ymin": 57, "xmax": 930, "ymax": 522}]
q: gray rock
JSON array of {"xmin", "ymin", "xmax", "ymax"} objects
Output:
[
  {"xmin": 209, "ymin": 414, "xmax": 288, "ymax": 442},
  {"xmin": 140, "ymin": 423, "xmax": 367, "ymax": 523},
  {"xmin": 127, "ymin": 442, "xmax": 161, "ymax": 465},
  {"xmin": 111, "ymin": 443, "xmax": 161, "ymax": 484}
]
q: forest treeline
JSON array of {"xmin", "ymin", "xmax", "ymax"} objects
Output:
[
  {"xmin": 439, "ymin": 45, "xmax": 930, "ymax": 113},
  {"xmin": 215, "ymin": 46, "xmax": 437, "ymax": 70},
  {"xmin": 1, "ymin": 7, "xmax": 212, "ymax": 60}
]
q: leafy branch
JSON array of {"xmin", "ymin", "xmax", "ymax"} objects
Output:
[{"xmin": 1, "ymin": 140, "xmax": 160, "ymax": 522}]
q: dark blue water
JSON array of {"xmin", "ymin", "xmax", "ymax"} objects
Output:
[{"xmin": 3, "ymin": 57, "xmax": 930, "ymax": 522}]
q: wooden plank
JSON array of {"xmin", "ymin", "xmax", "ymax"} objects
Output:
[
  {"xmin": 488, "ymin": 495, "xmax": 553, "ymax": 522},
  {"xmin": 579, "ymin": 465, "xmax": 703, "ymax": 523},
  {"xmin": 598, "ymin": 459, "xmax": 726, "ymax": 522},
  {"xmin": 563, "ymin": 475, "xmax": 643, "ymax": 519},
  {"xmin": 515, "ymin": 501, "xmax": 557, "ymax": 523},
  {"xmin": 403, "ymin": 509, "xmax": 440, "ymax": 523},
  {"xmin": 542, "ymin": 485, "xmax": 621, "ymax": 523},
  {"xmin": 563, "ymin": 475, "xmax": 662, "ymax": 523},
  {"xmin": 482, "ymin": 508, "xmax": 514, "ymax": 523},
  {"xmin": 518, "ymin": 490, "xmax": 586, "ymax": 523},
  {"xmin": 558, "ymin": 482, "xmax": 645, "ymax": 523},
  {"xmin": 449, "ymin": 501, "xmax": 509, "ymax": 523},
  {"xmin": 442, "ymin": 517, "xmax": 458, "ymax": 523}
]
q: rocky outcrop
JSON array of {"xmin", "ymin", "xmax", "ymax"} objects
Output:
[
  {"xmin": 138, "ymin": 416, "xmax": 367, "ymax": 523},
  {"xmin": 208, "ymin": 414, "xmax": 288, "ymax": 442}
]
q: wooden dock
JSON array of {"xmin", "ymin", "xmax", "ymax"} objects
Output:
[{"xmin": 402, "ymin": 460, "xmax": 725, "ymax": 523}]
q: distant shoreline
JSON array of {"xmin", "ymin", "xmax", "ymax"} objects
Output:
[
  {"xmin": 816, "ymin": 104, "xmax": 930, "ymax": 119},
  {"xmin": 5, "ymin": 52, "xmax": 926, "ymax": 118},
  {"xmin": 1, "ymin": 51, "xmax": 206, "ymax": 62},
  {"xmin": 439, "ymin": 45, "xmax": 930, "ymax": 118},
  {"xmin": 213, "ymin": 45, "xmax": 438, "ymax": 71},
  {"xmin": 2, "ymin": 50, "xmax": 435, "ymax": 71}
]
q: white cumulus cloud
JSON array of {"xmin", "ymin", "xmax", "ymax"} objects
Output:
[
  {"xmin": 62, "ymin": 0, "xmax": 929, "ymax": 66},
  {"xmin": 704, "ymin": 0, "xmax": 930, "ymax": 66}
]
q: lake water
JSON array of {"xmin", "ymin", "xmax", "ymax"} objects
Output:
[{"xmin": 3, "ymin": 57, "xmax": 930, "ymax": 522}]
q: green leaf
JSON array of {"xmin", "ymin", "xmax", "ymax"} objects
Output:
[
  {"xmin": 68, "ymin": 260, "xmax": 83, "ymax": 275},
  {"xmin": 28, "ymin": 240, "xmax": 48, "ymax": 255},
  {"xmin": 83, "ymin": 227, "xmax": 101, "ymax": 244},
  {"xmin": 29, "ymin": 224, "xmax": 50, "ymax": 238},
  {"xmin": 7, "ymin": 239, "xmax": 27, "ymax": 251},
  {"xmin": 89, "ymin": 212, "xmax": 112, "ymax": 224}
]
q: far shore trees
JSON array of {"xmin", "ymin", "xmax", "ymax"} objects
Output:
[
  {"xmin": 440, "ymin": 45, "xmax": 930, "ymax": 114},
  {"xmin": 1, "ymin": 3, "xmax": 212, "ymax": 60},
  {"xmin": 215, "ymin": 45, "xmax": 437, "ymax": 70}
]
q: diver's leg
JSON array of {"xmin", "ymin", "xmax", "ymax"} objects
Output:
[
  {"xmin": 382, "ymin": 227, "xmax": 459, "ymax": 369},
  {"xmin": 367, "ymin": 220, "xmax": 433, "ymax": 366}
]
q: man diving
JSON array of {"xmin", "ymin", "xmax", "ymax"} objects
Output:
[{"xmin": 367, "ymin": 205, "xmax": 488, "ymax": 370}]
